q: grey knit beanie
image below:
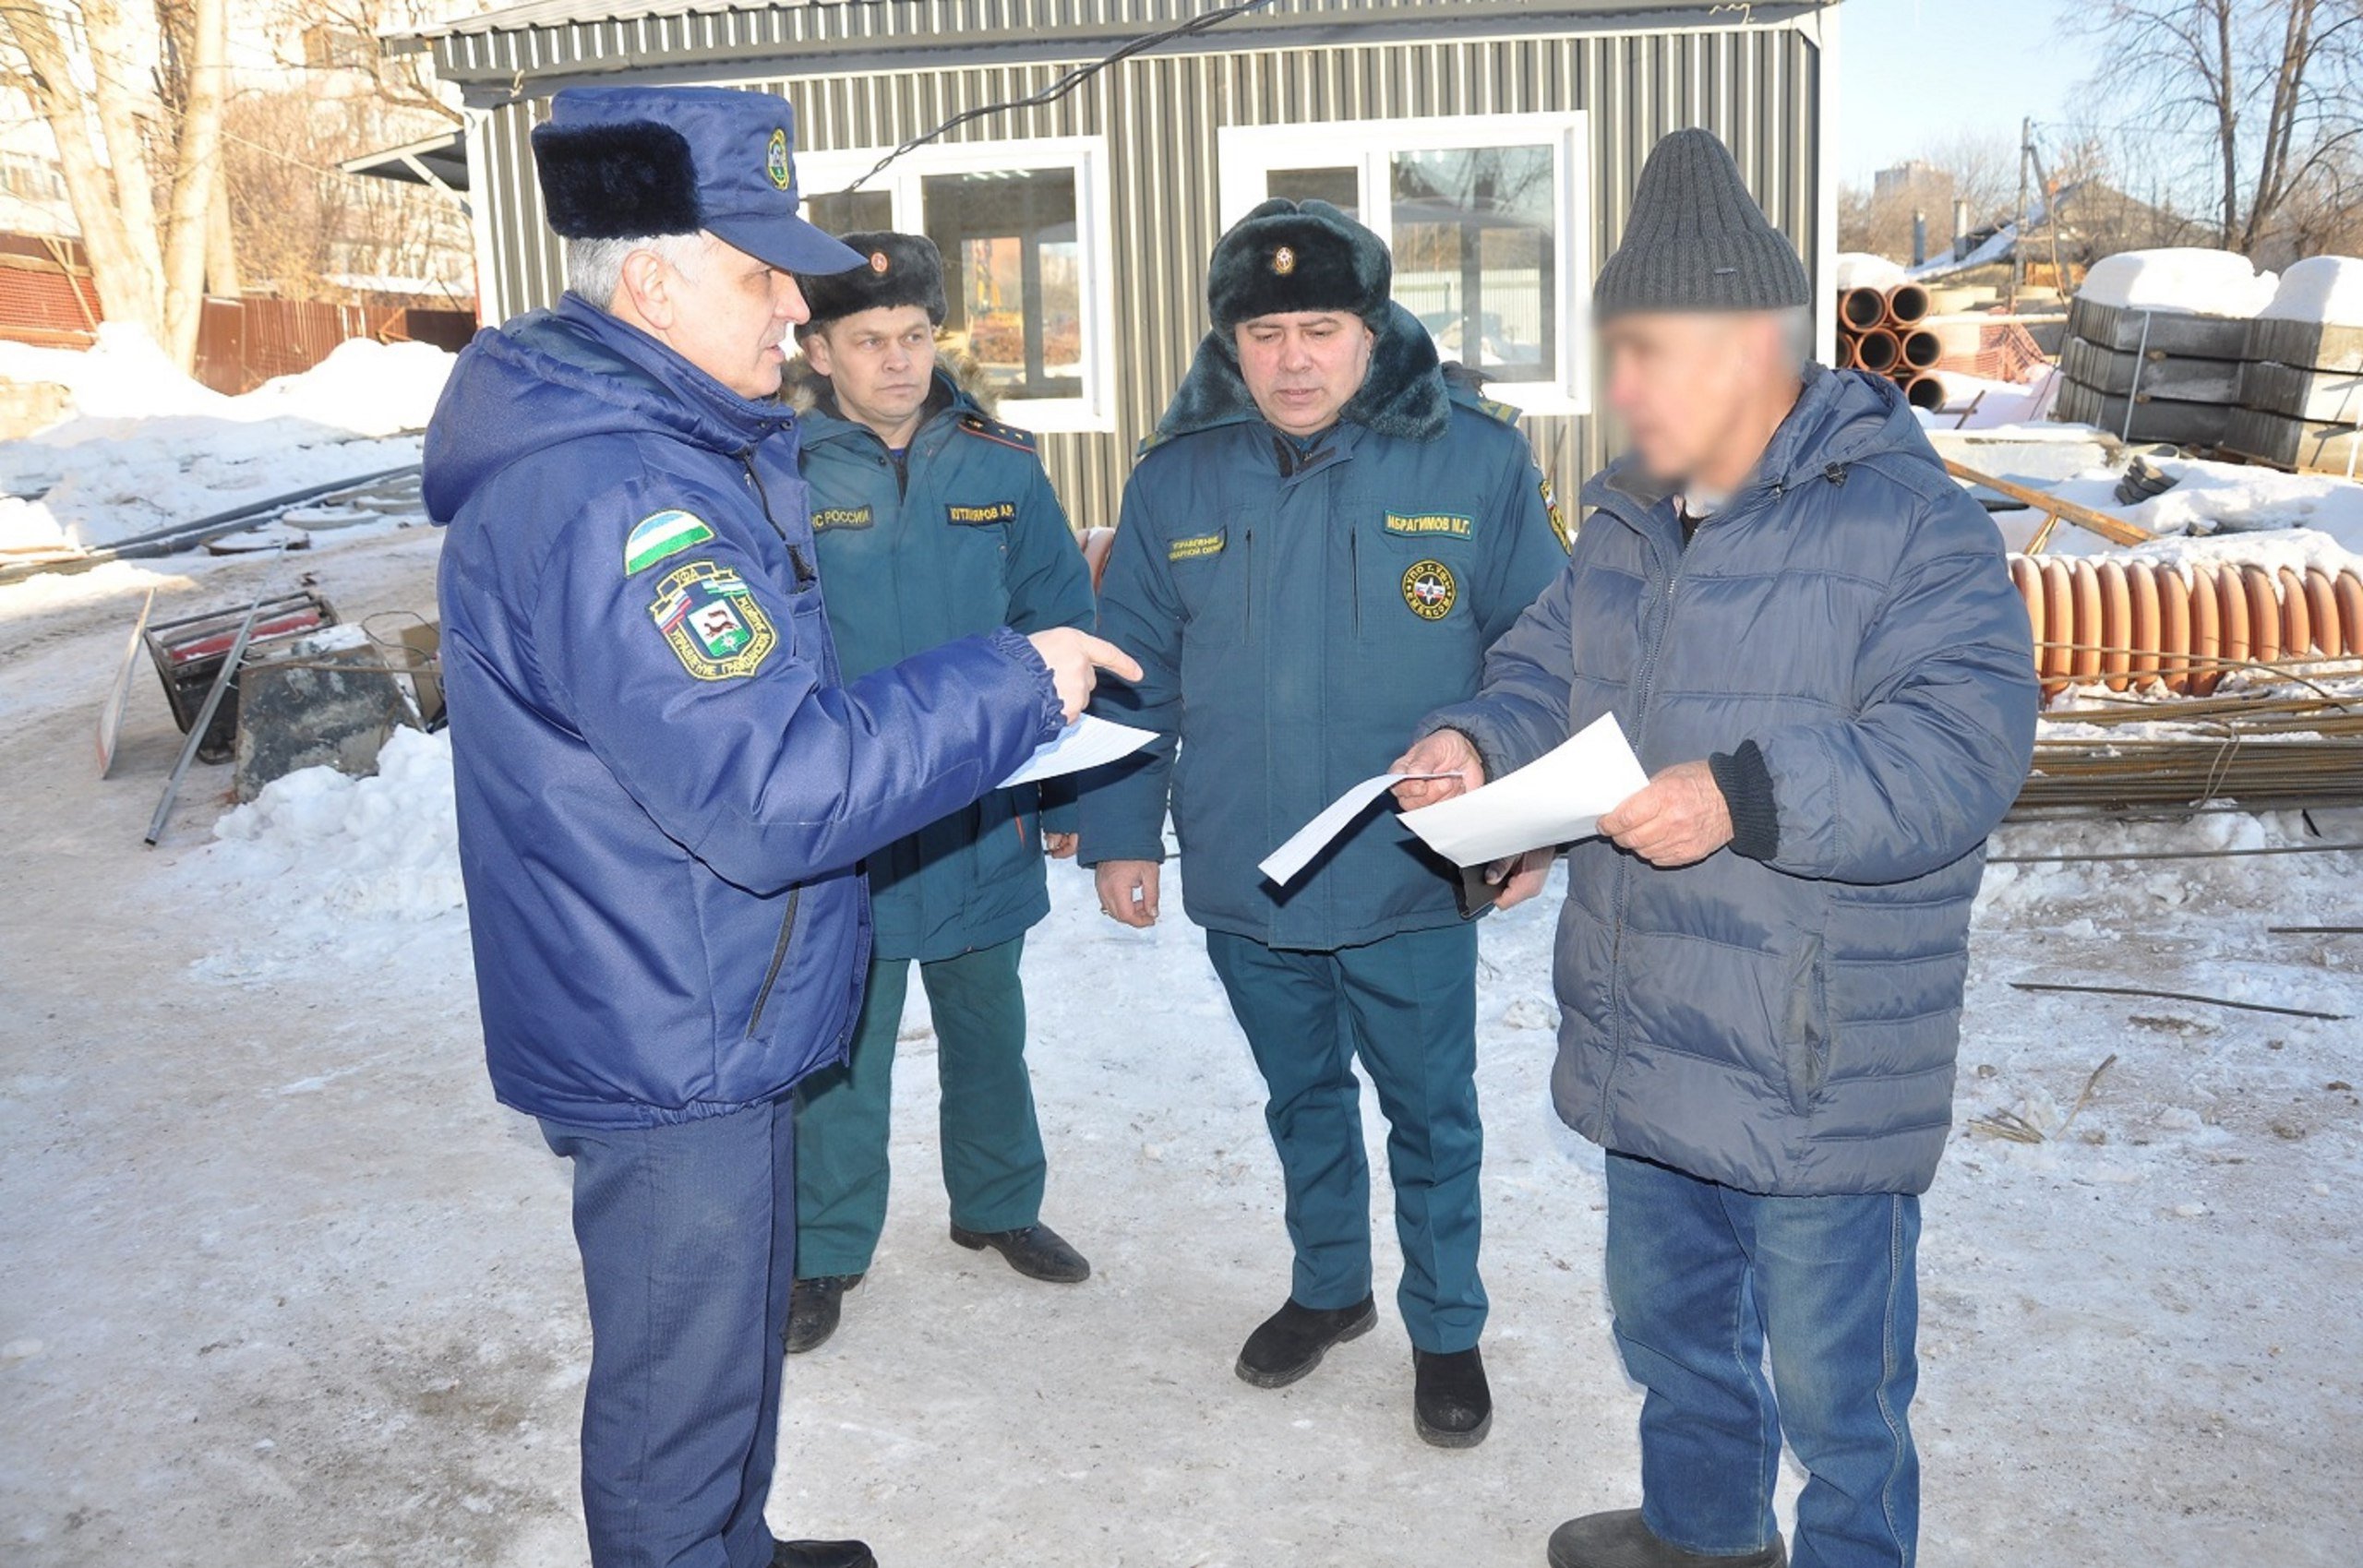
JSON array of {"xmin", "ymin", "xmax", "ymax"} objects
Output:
[{"xmin": 1594, "ymin": 128, "xmax": 1810, "ymax": 318}]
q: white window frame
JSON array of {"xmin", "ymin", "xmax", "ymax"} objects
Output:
[
  {"xmin": 794, "ymin": 136, "xmax": 1117, "ymax": 434},
  {"xmin": 1217, "ymin": 113, "xmax": 1593, "ymax": 417}
]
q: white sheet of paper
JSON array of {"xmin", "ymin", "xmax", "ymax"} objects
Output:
[
  {"xmin": 999, "ymin": 715, "xmax": 1156, "ymax": 788},
  {"xmin": 1259, "ymin": 772, "xmax": 1451, "ymax": 887},
  {"xmin": 1397, "ymin": 713, "xmax": 1649, "ymax": 867}
]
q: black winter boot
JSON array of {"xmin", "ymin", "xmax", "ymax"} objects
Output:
[
  {"xmin": 773, "ymin": 1540, "xmax": 877, "ymax": 1568},
  {"xmin": 783, "ymin": 1275, "xmax": 861, "ymax": 1356},
  {"xmin": 1234, "ymin": 1295, "xmax": 1378, "ymax": 1388},
  {"xmin": 1411, "ymin": 1346, "xmax": 1492, "ymax": 1448},
  {"xmin": 1547, "ymin": 1510, "xmax": 1787, "ymax": 1568},
  {"xmin": 948, "ymin": 1221, "xmax": 1091, "ymax": 1283}
]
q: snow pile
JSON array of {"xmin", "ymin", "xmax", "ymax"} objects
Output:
[
  {"xmin": 2075, "ymin": 248, "xmax": 2279, "ymax": 317},
  {"xmin": 0, "ymin": 324, "xmax": 234, "ymax": 422},
  {"xmin": 209, "ymin": 724, "xmax": 464, "ymax": 927},
  {"xmin": 1986, "ymin": 453, "xmax": 2363, "ymax": 557},
  {"xmin": 2259, "ymin": 255, "xmax": 2363, "ymax": 327},
  {"xmin": 233, "ymin": 338, "xmax": 459, "ymax": 438},
  {"xmin": 1835, "ymin": 252, "xmax": 1910, "ymax": 292},
  {"xmin": 0, "ymin": 326, "xmax": 451, "ymax": 556}
]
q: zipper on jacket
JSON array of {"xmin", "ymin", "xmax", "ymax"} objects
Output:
[
  {"xmin": 747, "ymin": 886, "xmax": 801, "ymax": 1038},
  {"xmin": 1241, "ymin": 527, "xmax": 1255, "ymax": 637},
  {"xmin": 1595, "ymin": 530, "xmax": 1691, "ymax": 1143},
  {"xmin": 740, "ymin": 450, "xmax": 817, "ymax": 588},
  {"xmin": 1349, "ymin": 527, "xmax": 1361, "ymax": 638}
]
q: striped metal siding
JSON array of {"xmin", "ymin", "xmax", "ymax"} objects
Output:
[{"xmin": 471, "ymin": 22, "xmax": 1822, "ymax": 526}]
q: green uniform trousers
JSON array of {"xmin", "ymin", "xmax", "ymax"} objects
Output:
[
  {"xmin": 792, "ymin": 937, "xmax": 1047, "ymax": 1279},
  {"xmin": 1205, "ymin": 921, "xmax": 1487, "ymax": 1354}
]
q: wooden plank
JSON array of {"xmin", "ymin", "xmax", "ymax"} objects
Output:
[
  {"xmin": 96, "ymin": 589, "xmax": 157, "ymax": 779},
  {"xmin": 1942, "ymin": 458, "xmax": 2156, "ymax": 546}
]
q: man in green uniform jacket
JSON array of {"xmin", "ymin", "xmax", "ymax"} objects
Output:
[
  {"xmin": 1080, "ymin": 199, "xmax": 1568, "ymax": 1447},
  {"xmin": 784, "ymin": 232, "xmax": 1099, "ymax": 1353}
]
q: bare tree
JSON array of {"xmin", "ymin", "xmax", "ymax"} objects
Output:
[
  {"xmin": 2084, "ymin": 0, "xmax": 2363, "ymax": 255},
  {"xmin": 0, "ymin": 0, "xmax": 226, "ymax": 367}
]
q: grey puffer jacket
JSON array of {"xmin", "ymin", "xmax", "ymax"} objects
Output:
[{"xmin": 1427, "ymin": 366, "xmax": 2036, "ymax": 1195}]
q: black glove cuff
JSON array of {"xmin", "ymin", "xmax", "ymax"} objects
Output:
[{"xmin": 1709, "ymin": 739, "xmax": 1780, "ymax": 861}]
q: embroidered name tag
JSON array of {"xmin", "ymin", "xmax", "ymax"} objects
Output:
[
  {"xmin": 1169, "ymin": 531, "xmax": 1226, "ymax": 562},
  {"xmin": 1385, "ymin": 511, "xmax": 1473, "ymax": 540},
  {"xmin": 811, "ymin": 506, "xmax": 874, "ymax": 531},
  {"xmin": 946, "ymin": 501, "xmax": 1016, "ymax": 525}
]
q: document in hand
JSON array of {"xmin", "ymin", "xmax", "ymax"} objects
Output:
[
  {"xmin": 1258, "ymin": 772, "xmax": 1452, "ymax": 887},
  {"xmin": 1397, "ymin": 714, "xmax": 1648, "ymax": 867},
  {"xmin": 1000, "ymin": 715, "xmax": 1157, "ymax": 788}
]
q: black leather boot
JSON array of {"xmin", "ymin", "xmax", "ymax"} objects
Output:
[
  {"xmin": 1548, "ymin": 1510, "xmax": 1787, "ymax": 1568},
  {"xmin": 1234, "ymin": 1295, "xmax": 1378, "ymax": 1388},
  {"xmin": 773, "ymin": 1539, "xmax": 878, "ymax": 1568},
  {"xmin": 948, "ymin": 1221, "xmax": 1091, "ymax": 1283},
  {"xmin": 783, "ymin": 1275, "xmax": 861, "ymax": 1356},
  {"xmin": 1411, "ymin": 1346, "xmax": 1493, "ymax": 1447}
]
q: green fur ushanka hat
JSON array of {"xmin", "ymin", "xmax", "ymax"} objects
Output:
[
  {"xmin": 795, "ymin": 231, "xmax": 948, "ymax": 332},
  {"xmin": 1207, "ymin": 198, "xmax": 1393, "ymax": 332}
]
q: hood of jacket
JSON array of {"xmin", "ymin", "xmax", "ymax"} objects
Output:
[
  {"xmin": 423, "ymin": 293, "xmax": 795, "ymax": 523},
  {"xmin": 1584, "ymin": 364, "xmax": 1928, "ymax": 527},
  {"xmin": 1152, "ymin": 299, "xmax": 1452, "ymax": 446}
]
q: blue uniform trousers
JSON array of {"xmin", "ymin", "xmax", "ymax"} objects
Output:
[
  {"xmin": 1204, "ymin": 922, "xmax": 1486, "ymax": 1354},
  {"xmin": 1604, "ymin": 1152, "xmax": 1922, "ymax": 1568},
  {"xmin": 539, "ymin": 1099, "xmax": 798, "ymax": 1568}
]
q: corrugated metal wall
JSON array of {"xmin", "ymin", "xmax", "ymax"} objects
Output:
[{"xmin": 463, "ymin": 19, "xmax": 1823, "ymax": 528}]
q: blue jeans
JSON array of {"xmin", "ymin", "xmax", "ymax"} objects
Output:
[
  {"xmin": 540, "ymin": 1099, "xmax": 798, "ymax": 1568},
  {"xmin": 1604, "ymin": 1153, "xmax": 1921, "ymax": 1568},
  {"xmin": 1205, "ymin": 923, "xmax": 1486, "ymax": 1353}
]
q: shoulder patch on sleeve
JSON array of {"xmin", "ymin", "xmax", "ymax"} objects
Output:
[
  {"xmin": 648, "ymin": 560, "xmax": 776, "ymax": 680},
  {"xmin": 624, "ymin": 508, "xmax": 716, "ymax": 575},
  {"xmin": 957, "ymin": 413, "xmax": 1038, "ymax": 453},
  {"xmin": 1541, "ymin": 475, "xmax": 1571, "ymax": 553}
]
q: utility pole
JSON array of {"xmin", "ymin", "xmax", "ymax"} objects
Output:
[{"xmin": 2009, "ymin": 114, "xmax": 2031, "ymax": 313}]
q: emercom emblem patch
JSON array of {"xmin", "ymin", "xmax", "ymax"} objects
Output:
[
  {"xmin": 1169, "ymin": 531, "xmax": 1225, "ymax": 563},
  {"xmin": 649, "ymin": 560, "xmax": 776, "ymax": 680},
  {"xmin": 766, "ymin": 128, "xmax": 794, "ymax": 191},
  {"xmin": 1402, "ymin": 558, "xmax": 1457, "ymax": 621},
  {"xmin": 624, "ymin": 509, "xmax": 715, "ymax": 575},
  {"xmin": 1541, "ymin": 476, "xmax": 1570, "ymax": 552},
  {"xmin": 1385, "ymin": 511, "xmax": 1472, "ymax": 541}
]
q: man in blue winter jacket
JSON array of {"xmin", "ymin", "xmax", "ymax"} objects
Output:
[
  {"xmin": 425, "ymin": 86, "xmax": 1134, "ymax": 1568},
  {"xmin": 1081, "ymin": 199, "xmax": 1568, "ymax": 1448},
  {"xmin": 1395, "ymin": 130, "xmax": 2038, "ymax": 1568},
  {"xmin": 778, "ymin": 232, "xmax": 1098, "ymax": 1354}
]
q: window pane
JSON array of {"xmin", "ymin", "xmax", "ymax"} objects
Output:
[
  {"xmin": 1265, "ymin": 166, "xmax": 1361, "ymax": 219},
  {"xmin": 922, "ymin": 167, "xmax": 1083, "ymax": 401},
  {"xmin": 804, "ymin": 188, "xmax": 893, "ymax": 238},
  {"xmin": 1389, "ymin": 146, "xmax": 1555, "ymax": 382}
]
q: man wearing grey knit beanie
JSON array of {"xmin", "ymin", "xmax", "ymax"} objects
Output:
[{"xmin": 1394, "ymin": 129, "xmax": 2037, "ymax": 1568}]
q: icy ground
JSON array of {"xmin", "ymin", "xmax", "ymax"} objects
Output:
[{"xmin": 3, "ymin": 531, "xmax": 2360, "ymax": 1568}]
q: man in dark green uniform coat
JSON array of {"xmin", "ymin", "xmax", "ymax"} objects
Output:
[
  {"xmin": 783, "ymin": 232, "xmax": 1098, "ymax": 1353},
  {"xmin": 1080, "ymin": 199, "xmax": 1569, "ymax": 1447}
]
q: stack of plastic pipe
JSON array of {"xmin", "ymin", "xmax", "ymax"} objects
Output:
[
  {"xmin": 2006, "ymin": 553, "xmax": 2363, "ymax": 700},
  {"xmin": 1837, "ymin": 283, "xmax": 1946, "ymax": 412}
]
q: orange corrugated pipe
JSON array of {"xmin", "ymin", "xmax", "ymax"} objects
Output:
[{"xmin": 2006, "ymin": 555, "xmax": 2363, "ymax": 701}]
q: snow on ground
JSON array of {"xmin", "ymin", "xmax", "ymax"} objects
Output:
[
  {"xmin": 4, "ymin": 528, "xmax": 2359, "ymax": 1568},
  {"xmin": 1978, "ymin": 452, "xmax": 2363, "ymax": 561},
  {"xmin": 2075, "ymin": 248, "xmax": 2279, "ymax": 317},
  {"xmin": 2260, "ymin": 256, "xmax": 2363, "ymax": 326},
  {"xmin": 0, "ymin": 327, "xmax": 451, "ymax": 555}
]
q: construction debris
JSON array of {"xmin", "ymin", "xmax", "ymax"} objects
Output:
[
  {"xmin": 2009, "ymin": 981, "xmax": 2348, "ymax": 1023},
  {"xmin": 1837, "ymin": 281, "xmax": 1945, "ymax": 411},
  {"xmin": 143, "ymin": 590, "xmax": 337, "ymax": 764}
]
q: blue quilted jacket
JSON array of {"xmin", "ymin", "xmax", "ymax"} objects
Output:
[
  {"xmin": 426, "ymin": 296, "xmax": 1062, "ymax": 1129},
  {"xmin": 1427, "ymin": 366, "xmax": 2037, "ymax": 1194}
]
